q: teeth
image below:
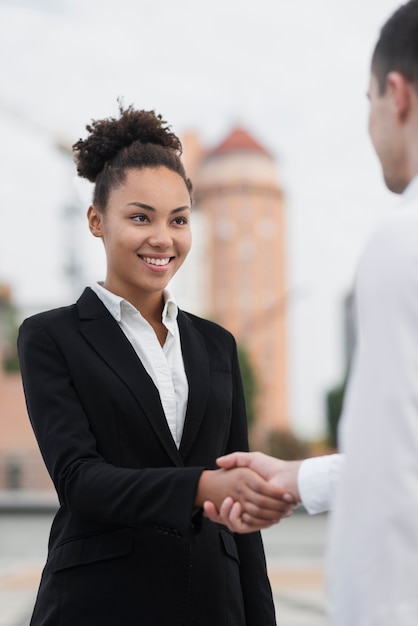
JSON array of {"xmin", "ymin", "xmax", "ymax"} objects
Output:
[{"xmin": 143, "ymin": 256, "xmax": 171, "ymax": 266}]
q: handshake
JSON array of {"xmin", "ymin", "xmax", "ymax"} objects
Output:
[{"xmin": 196, "ymin": 452, "xmax": 302, "ymax": 533}]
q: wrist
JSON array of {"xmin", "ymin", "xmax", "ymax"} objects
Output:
[
  {"xmin": 194, "ymin": 470, "xmax": 214, "ymax": 508},
  {"xmin": 287, "ymin": 460, "xmax": 302, "ymax": 502}
]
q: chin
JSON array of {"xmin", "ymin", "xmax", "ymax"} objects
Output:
[{"xmin": 383, "ymin": 172, "xmax": 409, "ymax": 195}]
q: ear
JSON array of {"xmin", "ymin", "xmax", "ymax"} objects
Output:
[
  {"xmin": 386, "ymin": 71, "xmax": 412, "ymax": 121},
  {"xmin": 87, "ymin": 205, "xmax": 104, "ymax": 238}
]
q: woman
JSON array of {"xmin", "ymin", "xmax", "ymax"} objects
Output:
[{"xmin": 18, "ymin": 105, "xmax": 289, "ymax": 625}]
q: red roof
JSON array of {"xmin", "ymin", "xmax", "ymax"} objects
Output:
[{"xmin": 208, "ymin": 126, "xmax": 270, "ymax": 157}]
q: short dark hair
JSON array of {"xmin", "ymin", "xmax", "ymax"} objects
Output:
[
  {"xmin": 73, "ymin": 104, "xmax": 192, "ymax": 211},
  {"xmin": 372, "ymin": 0, "xmax": 418, "ymax": 94}
]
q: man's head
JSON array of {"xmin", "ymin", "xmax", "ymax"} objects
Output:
[
  {"xmin": 372, "ymin": 1, "xmax": 418, "ymax": 95},
  {"xmin": 369, "ymin": 0, "xmax": 418, "ymax": 193}
]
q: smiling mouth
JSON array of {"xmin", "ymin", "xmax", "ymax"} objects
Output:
[{"xmin": 140, "ymin": 256, "xmax": 173, "ymax": 266}]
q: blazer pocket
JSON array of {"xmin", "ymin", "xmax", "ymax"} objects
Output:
[
  {"xmin": 219, "ymin": 527, "xmax": 240, "ymax": 564},
  {"xmin": 49, "ymin": 528, "xmax": 133, "ymax": 573}
]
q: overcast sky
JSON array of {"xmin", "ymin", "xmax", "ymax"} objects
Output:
[{"xmin": 0, "ymin": 0, "xmax": 404, "ymax": 437}]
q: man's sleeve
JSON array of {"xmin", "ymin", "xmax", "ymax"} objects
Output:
[{"xmin": 298, "ymin": 454, "xmax": 344, "ymax": 514}]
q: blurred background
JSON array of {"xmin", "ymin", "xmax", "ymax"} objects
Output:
[{"xmin": 0, "ymin": 0, "xmax": 404, "ymax": 624}]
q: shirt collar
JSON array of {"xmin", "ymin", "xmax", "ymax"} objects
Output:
[
  {"xmin": 90, "ymin": 282, "xmax": 178, "ymax": 325},
  {"xmin": 162, "ymin": 292, "xmax": 179, "ymax": 326}
]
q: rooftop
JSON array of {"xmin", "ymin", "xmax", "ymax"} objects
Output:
[{"xmin": 207, "ymin": 126, "xmax": 271, "ymax": 158}]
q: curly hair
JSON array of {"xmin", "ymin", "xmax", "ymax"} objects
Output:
[{"xmin": 73, "ymin": 103, "xmax": 192, "ymax": 210}]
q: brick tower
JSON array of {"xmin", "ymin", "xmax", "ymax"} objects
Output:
[{"xmin": 192, "ymin": 127, "xmax": 288, "ymax": 439}]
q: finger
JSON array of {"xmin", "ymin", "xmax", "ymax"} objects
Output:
[
  {"xmin": 217, "ymin": 502, "xmax": 278, "ymax": 533},
  {"xmin": 219, "ymin": 496, "xmax": 236, "ymax": 518},
  {"xmin": 245, "ymin": 472, "xmax": 288, "ymax": 499},
  {"xmin": 243, "ymin": 483, "xmax": 295, "ymax": 512},
  {"xmin": 241, "ymin": 495, "xmax": 295, "ymax": 521},
  {"xmin": 241, "ymin": 512, "xmax": 280, "ymax": 530},
  {"xmin": 217, "ymin": 500, "xmax": 244, "ymax": 533},
  {"xmin": 229, "ymin": 500, "xmax": 243, "ymax": 521},
  {"xmin": 203, "ymin": 500, "xmax": 221, "ymax": 522},
  {"xmin": 216, "ymin": 452, "xmax": 253, "ymax": 469},
  {"xmin": 254, "ymin": 498, "xmax": 297, "ymax": 521},
  {"xmin": 204, "ymin": 500, "xmax": 248, "ymax": 533},
  {"xmin": 241, "ymin": 505, "xmax": 284, "ymax": 522},
  {"xmin": 282, "ymin": 492, "xmax": 295, "ymax": 502},
  {"xmin": 281, "ymin": 503, "xmax": 297, "ymax": 518},
  {"xmin": 246, "ymin": 475, "xmax": 297, "ymax": 503},
  {"xmin": 222, "ymin": 511, "xmax": 266, "ymax": 534}
]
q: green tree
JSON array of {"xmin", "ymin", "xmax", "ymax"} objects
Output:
[
  {"xmin": 325, "ymin": 375, "xmax": 348, "ymax": 448},
  {"xmin": 0, "ymin": 294, "xmax": 20, "ymax": 372},
  {"xmin": 237, "ymin": 344, "xmax": 257, "ymax": 427}
]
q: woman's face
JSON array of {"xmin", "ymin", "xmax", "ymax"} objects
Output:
[{"xmin": 88, "ymin": 166, "xmax": 192, "ymax": 305}]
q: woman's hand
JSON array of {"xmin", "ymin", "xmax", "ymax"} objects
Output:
[
  {"xmin": 201, "ymin": 452, "xmax": 301, "ymax": 533},
  {"xmin": 196, "ymin": 465, "xmax": 297, "ymax": 532}
]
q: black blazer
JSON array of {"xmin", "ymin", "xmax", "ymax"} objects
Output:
[{"xmin": 18, "ymin": 288, "xmax": 276, "ymax": 626}]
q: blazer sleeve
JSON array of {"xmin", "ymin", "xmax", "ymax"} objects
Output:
[
  {"xmin": 226, "ymin": 339, "xmax": 277, "ymax": 626},
  {"xmin": 18, "ymin": 316, "xmax": 204, "ymax": 537}
]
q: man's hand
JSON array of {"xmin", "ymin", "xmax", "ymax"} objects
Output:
[
  {"xmin": 203, "ymin": 452, "xmax": 302, "ymax": 533},
  {"xmin": 217, "ymin": 451, "xmax": 302, "ymax": 499}
]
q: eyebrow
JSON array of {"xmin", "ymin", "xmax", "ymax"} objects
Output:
[{"xmin": 127, "ymin": 202, "xmax": 191, "ymax": 213}]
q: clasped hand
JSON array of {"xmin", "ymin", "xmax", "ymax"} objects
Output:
[{"xmin": 201, "ymin": 452, "xmax": 302, "ymax": 533}]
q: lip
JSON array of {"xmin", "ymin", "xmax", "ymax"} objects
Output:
[{"xmin": 138, "ymin": 254, "xmax": 174, "ymax": 272}]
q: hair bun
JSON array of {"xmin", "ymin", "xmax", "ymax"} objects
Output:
[{"xmin": 73, "ymin": 103, "xmax": 182, "ymax": 182}]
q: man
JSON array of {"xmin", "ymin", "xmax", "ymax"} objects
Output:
[{"xmin": 205, "ymin": 1, "xmax": 418, "ymax": 623}]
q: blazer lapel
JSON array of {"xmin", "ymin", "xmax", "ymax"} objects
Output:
[
  {"xmin": 178, "ymin": 311, "xmax": 210, "ymax": 459},
  {"xmin": 76, "ymin": 288, "xmax": 182, "ymax": 466}
]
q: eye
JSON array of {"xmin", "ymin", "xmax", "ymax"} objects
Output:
[
  {"xmin": 173, "ymin": 216, "xmax": 188, "ymax": 225},
  {"xmin": 132, "ymin": 214, "xmax": 148, "ymax": 223}
]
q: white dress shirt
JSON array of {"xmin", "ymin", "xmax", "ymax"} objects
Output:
[
  {"xmin": 298, "ymin": 454, "xmax": 344, "ymax": 514},
  {"xmin": 322, "ymin": 175, "xmax": 418, "ymax": 625},
  {"xmin": 90, "ymin": 282, "xmax": 188, "ymax": 448}
]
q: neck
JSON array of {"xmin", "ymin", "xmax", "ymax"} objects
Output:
[
  {"xmin": 124, "ymin": 290, "xmax": 168, "ymax": 347},
  {"xmin": 102, "ymin": 280, "xmax": 165, "ymax": 324},
  {"xmin": 136, "ymin": 293, "xmax": 166, "ymax": 325},
  {"xmin": 136, "ymin": 293, "xmax": 168, "ymax": 347},
  {"xmin": 404, "ymin": 103, "xmax": 418, "ymax": 187}
]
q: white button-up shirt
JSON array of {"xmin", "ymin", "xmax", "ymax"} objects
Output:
[
  {"xmin": 90, "ymin": 282, "xmax": 188, "ymax": 448},
  {"xmin": 297, "ymin": 175, "xmax": 418, "ymax": 625},
  {"xmin": 298, "ymin": 453, "xmax": 344, "ymax": 514},
  {"xmin": 326, "ymin": 175, "xmax": 418, "ymax": 625}
]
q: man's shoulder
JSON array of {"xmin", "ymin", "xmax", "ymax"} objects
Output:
[
  {"xmin": 363, "ymin": 206, "xmax": 418, "ymax": 262},
  {"xmin": 357, "ymin": 205, "xmax": 418, "ymax": 298}
]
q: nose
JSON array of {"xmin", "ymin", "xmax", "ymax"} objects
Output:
[{"xmin": 148, "ymin": 224, "xmax": 173, "ymax": 249}]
